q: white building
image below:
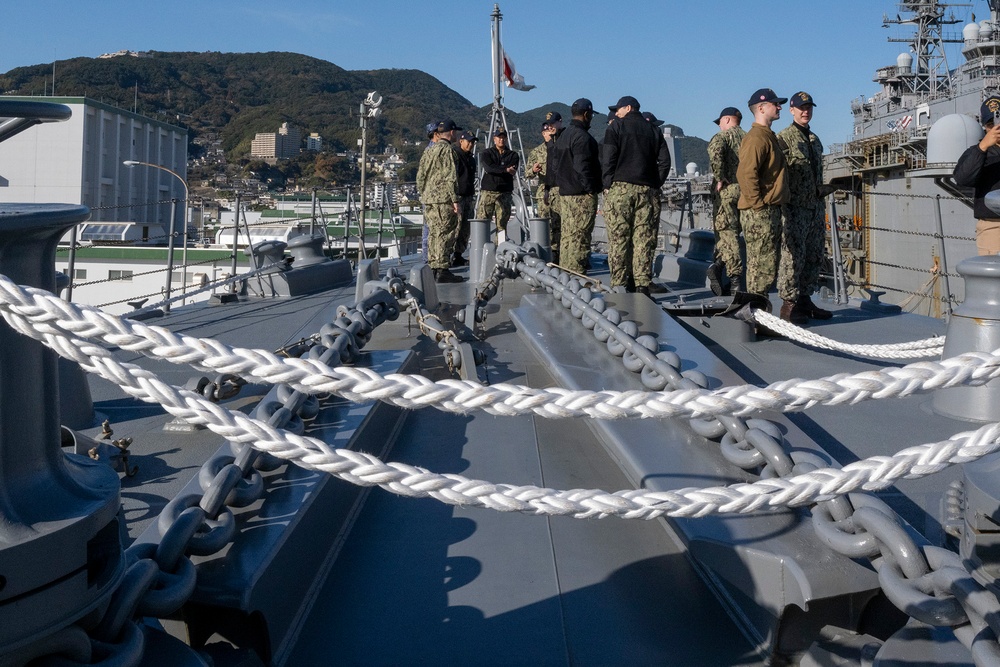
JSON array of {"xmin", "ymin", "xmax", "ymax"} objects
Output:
[
  {"xmin": 0, "ymin": 96, "xmax": 188, "ymax": 230},
  {"xmin": 250, "ymin": 122, "xmax": 302, "ymax": 160}
]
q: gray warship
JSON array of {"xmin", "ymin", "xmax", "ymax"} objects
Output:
[
  {"xmin": 10, "ymin": 6, "xmax": 1000, "ymax": 667},
  {"xmin": 825, "ymin": 0, "xmax": 1000, "ymax": 317}
]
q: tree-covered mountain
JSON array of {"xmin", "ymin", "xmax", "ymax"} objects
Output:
[{"xmin": 0, "ymin": 51, "xmax": 708, "ymax": 172}]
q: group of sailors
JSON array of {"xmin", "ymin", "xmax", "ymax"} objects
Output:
[
  {"xmin": 710, "ymin": 88, "xmax": 833, "ymax": 323},
  {"xmin": 416, "ymin": 95, "xmax": 672, "ymax": 293},
  {"xmin": 416, "ymin": 87, "xmax": 834, "ymax": 325}
]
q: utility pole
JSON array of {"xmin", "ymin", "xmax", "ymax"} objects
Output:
[{"xmin": 359, "ymin": 91, "xmax": 383, "ymax": 260}]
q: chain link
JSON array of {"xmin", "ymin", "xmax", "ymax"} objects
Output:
[
  {"xmin": 836, "ymin": 187, "xmax": 972, "ymax": 204},
  {"xmin": 859, "ymin": 224, "xmax": 976, "ymax": 243},
  {"xmin": 859, "ymin": 256, "xmax": 961, "ymax": 279}
]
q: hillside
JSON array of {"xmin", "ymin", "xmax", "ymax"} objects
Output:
[{"xmin": 0, "ymin": 51, "xmax": 709, "ymax": 173}]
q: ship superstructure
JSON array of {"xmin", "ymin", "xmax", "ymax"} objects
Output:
[{"xmin": 825, "ymin": 1, "xmax": 1000, "ymax": 315}]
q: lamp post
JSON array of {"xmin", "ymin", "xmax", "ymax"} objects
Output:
[
  {"xmin": 123, "ymin": 160, "xmax": 190, "ymax": 312},
  {"xmin": 359, "ymin": 91, "xmax": 382, "ymax": 260}
]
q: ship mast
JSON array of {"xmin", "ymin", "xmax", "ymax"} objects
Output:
[
  {"xmin": 882, "ymin": 1, "xmax": 966, "ymax": 97},
  {"xmin": 483, "ymin": 4, "xmax": 530, "ymax": 238}
]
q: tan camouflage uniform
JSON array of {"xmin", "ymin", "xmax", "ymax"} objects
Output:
[
  {"xmin": 559, "ymin": 193, "xmax": 598, "ymax": 273},
  {"xmin": 776, "ymin": 124, "xmax": 825, "ymax": 302},
  {"xmin": 604, "ymin": 182, "xmax": 656, "ymax": 288},
  {"xmin": 708, "ymin": 125, "xmax": 746, "ymax": 282},
  {"xmin": 416, "ymin": 141, "xmax": 459, "ymax": 270}
]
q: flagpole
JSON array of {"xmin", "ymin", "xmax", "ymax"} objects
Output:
[
  {"xmin": 485, "ymin": 3, "xmax": 531, "ymax": 244},
  {"xmin": 491, "ymin": 4, "xmax": 503, "ymax": 132}
]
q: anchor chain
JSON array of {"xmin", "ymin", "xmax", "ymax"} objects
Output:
[
  {"xmin": 813, "ymin": 487, "xmax": 1000, "ymax": 663},
  {"xmin": 506, "ymin": 248, "xmax": 795, "ymax": 482},
  {"xmin": 30, "ymin": 288, "xmax": 400, "ymax": 666}
]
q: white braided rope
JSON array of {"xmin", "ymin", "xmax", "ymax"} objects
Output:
[
  {"xmin": 0, "ymin": 273, "xmax": 997, "ymax": 422},
  {"xmin": 753, "ymin": 310, "xmax": 945, "ymax": 359},
  {"xmin": 13, "ymin": 305, "xmax": 1000, "ymax": 519}
]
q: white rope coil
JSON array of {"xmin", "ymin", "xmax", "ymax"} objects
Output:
[
  {"xmin": 752, "ymin": 310, "xmax": 944, "ymax": 359},
  {"xmin": 13, "ymin": 306, "xmax": 1000, "ymax": 519},
  {"xmin": 0, "ymin": 274, "xmax": 995, "ymax": 423}
]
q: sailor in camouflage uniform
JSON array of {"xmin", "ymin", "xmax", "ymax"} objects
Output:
[
  {"xmin": 706, "ymin": 106, "xmax": 746, "ymax": 296},
  {"xmin": 776, "ymin": 92, "xmax": 832, "ymax": 323},
  {"xmin": 550, "ymin": 99, "xmax": 602, "ymax": 273},
  {"xmin": 416, "ymin": 119, "xmax": 463, "ymax": 283},
  {"xmin": 528, "ymin": 112, "xmax": 562, "ymax": 260},
  {"xmin": 601, "ymin": 96, "xmax": 671, "ymax": 294},
  {"xmin": 420, "ymin": 121, "xmax": 438, "ymax": 262},
  {"xmin": 734, "ymin": 88, "xmax": 789, "ymax": 313}
]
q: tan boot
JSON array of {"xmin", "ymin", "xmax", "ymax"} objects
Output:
[{"xmin": 780, "ymin": 299, "xmax": 808, "ymax": 325}]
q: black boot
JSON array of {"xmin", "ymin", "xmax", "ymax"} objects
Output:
[
  {"xmin": 451, "ymin": 254, "xmax": 468, "ymax": 267},
  {"xmin": 648, "ymin": 282, "xmax": 669, "ymax": 294},
  {"xmin": 706, "ymin": 262, "xmax": 726, "ymax": 296},
  {"xmin": 434, "ymin": 268, "xmax": 464, "ymax": 284},
  {"xmin": 798, "ymin": 295, "xmax": 832, "ymax": 320}
]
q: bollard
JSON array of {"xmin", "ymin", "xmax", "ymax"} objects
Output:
[
  {"xmin": 0, "ymin": 204, "xmax": 124, "ymax": 657},
  {"xmin": 676, "ymin": 229, "xmax": 716, "ymax": 286},
  {"xmin": 934, "ymin": 256, "xmax": 1000, "ymax": 592},
  {"xmin": 931, "ymin": 255, "xmax": 1000, "ymax": 422},
  {"xmin": 527, "ymin": 217, "xmax": 551, "ymax": 261}
]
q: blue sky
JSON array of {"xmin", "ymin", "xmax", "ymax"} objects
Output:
[{"xmin": 3, "ymin": 0, "xmax": 982, "ymax": 150}]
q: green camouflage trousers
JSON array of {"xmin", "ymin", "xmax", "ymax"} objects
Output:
[
  {"xmin": 712, "ymin": 183, "xmax": 743, "ymax": 280},
  {"xmin": 535, "ymin": 185, "xmax": 551, "ymax": 219},
  {"xmin": 778, "ymin": 204, "xmax": 825, "ymax": 301},
  {"xmin": 547, "ymin": 186, "xmax": 562, "ymax": 261},
  {"xmin": 604, "ymin": 182, "xmax": 656, "ymax": 288},
  {"xmin": 559, "ymin": 192, "xmax": 597, "ymax": 273},
  {"xmin": 741, "ymin": 204, "xmax": 781, "ymax": 295},
  {"xmin": 425, "ymin": 202, "xmax": 459, "ymax": 270},
  {"xmin": 476, "ymin": 191, "xmax": 512, "ymax": 234},
  {"xmin": 455, "ymin": 195, "xmax": 475, "ymax": 255}
]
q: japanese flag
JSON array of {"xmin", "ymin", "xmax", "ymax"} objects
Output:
[{"xmin": 502, "ymin": 50, "xmax": 535, "ymax": 92}]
